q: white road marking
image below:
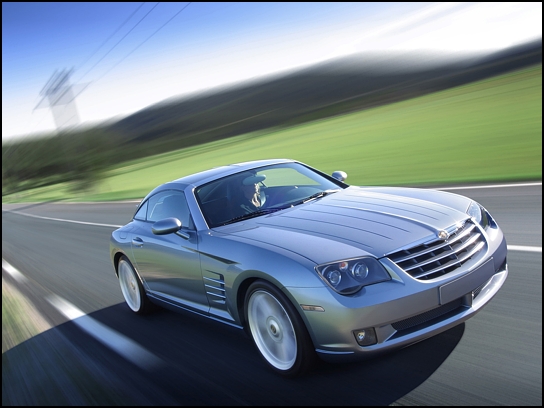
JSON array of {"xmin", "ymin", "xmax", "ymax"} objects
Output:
[
  {"xmin": 507, "ymin": 245, "xmax": 542, "ymax": 253},
  {"xmin": 47, "ymin": 294, "xmax": 163, "ymax": 370},
  {"xmin": 3, "ymin": 210, "xmax": 122, "ymax": 228},
  {"xmin": 436, "ymin": 182, "xmax": 541, "ymax": 190},
  {"xmin": 2, "ymin": 258, "xmax": 28, "ymax": 283},
  {"xmin": 2, "ymin": 258, "xmax": 162, "ymax": 371}
]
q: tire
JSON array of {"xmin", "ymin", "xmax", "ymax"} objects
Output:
[
  {"xmin": 117, "ymin": 256, "xmax": 154, "ymax": 314},
  {"xmin": 244, "ymin": 280, "xmax": 316, "ymax": 377}
]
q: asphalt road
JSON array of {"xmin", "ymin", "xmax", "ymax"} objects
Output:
[{"xmin": 2, "ymin": 183, "xmax": 542, "ymax": 405}]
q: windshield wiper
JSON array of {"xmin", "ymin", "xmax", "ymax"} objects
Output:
[
  {"xmin": 221, "ymin": 207, "xmax": 285, "ymax": 226},
  {"xmin": 299, "ymin": 189, "xmax": 340, "ymax": 205},
  {"xmin": 219, "ymin": 190, "xmax": 339, "ymax": 226}
]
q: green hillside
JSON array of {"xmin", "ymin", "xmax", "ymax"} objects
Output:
[{"xmin": 3, "ymin": 64, "xmax": 541, "ymax": 203}]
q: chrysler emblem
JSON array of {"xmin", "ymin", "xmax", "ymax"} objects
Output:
[{"xmin": 438, "ymin": 230, "xmax": 449, "ymax": 240}]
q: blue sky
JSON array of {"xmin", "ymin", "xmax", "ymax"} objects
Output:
[{"xmin": 2, "ymin": 2, "xmax": 542, "ymax": 141}]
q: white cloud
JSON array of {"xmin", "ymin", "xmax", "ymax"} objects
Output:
[{"xmin": 331, "ymin": 2, "xmax": 542, "ymax": 55}]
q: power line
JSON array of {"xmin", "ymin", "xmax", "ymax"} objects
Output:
[
  {"xmin": 75, "ymin": 2, "xmax": 160, "ymax": 84},
  {"xmin": 32, "ymin": 2, "xmax": 192, "ymax": 129},
  {"xmin": 76, "ymin": 2, "xmax": 146, "ymax": 72},
  {"xmin": 93, "ymin": 2, "xmax": 192, "ymax": 84},
  {"xmin": 44, "ymin": 3, "xmax": 160, "ymax": 122}
]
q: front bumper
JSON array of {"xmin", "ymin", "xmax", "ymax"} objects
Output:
[{"xmin": 287, "ymin": 233, "xmax": 508, "ymax": 363}]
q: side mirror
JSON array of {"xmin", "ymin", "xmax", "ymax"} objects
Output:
[
  {"xmin": 332, "ymin": 171, "xmax": 347, "ymax": 182},
  {"xmin": 152, "ymin": 217, "xmax": 182, "ymax": 235}
]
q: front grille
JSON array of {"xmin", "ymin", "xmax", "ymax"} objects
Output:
[{"xmin": 387, "ymin": 220, "xmax": 486, "ymax": 280}]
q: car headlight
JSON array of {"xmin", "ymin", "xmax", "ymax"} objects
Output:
[
  {"xmin": 467, "ymin": 201, "xmax": 491, "ymax": 229},
  {"xmin": 315, "ymin": 257, "xmax": 391, "ymax": 295}
]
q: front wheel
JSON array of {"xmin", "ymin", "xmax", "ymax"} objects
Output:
[
  {"xmin": 244, "ymin": 280, "xmax": 316, "ymax": 377},
  {"xmin": 118, "ymin": 255, "xmax": 154, "ymax": 314}
]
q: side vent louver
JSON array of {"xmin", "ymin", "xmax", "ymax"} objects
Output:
[{"xmin": 204, "ymin": 273, "xmax": 226, "ymax": 304}]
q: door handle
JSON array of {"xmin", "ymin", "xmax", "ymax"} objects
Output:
[{"xmin": 132, "ymin": 237, "xmax": 144, "ymax": 247}]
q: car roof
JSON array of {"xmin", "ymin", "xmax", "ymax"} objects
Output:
[
  {"xmin": 170, "ymin": 158, "xmax": 295, "ymax": 186},
  {"xmin": 144, "ymin": 159, "xmax": 296, "ymax": 197}
]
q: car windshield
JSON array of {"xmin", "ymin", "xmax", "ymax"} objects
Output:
[{"xmin": 195, "ymin": 162, "xmax": 345, "ymax": 228}]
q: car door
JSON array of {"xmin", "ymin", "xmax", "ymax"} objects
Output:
[{"xmin": 130, "ymin": 190, "xmax": 209, "ymax": 313}]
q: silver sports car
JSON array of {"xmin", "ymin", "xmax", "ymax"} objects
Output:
[{"xmin": 110, "ymin": 159, "xmax": 508, "ymax": 377}]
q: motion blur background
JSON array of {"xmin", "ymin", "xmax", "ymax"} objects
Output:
[{"xmin": 2, "ymin": 2, "xmax": 542, "ymax": 202}]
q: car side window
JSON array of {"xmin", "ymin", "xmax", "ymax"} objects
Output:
[
  {"xmin": 146, "ymin": 191, "xmax": 194, "ymax": 229},
  {"xmin": 134, "ymin": 201, "xmax": 148, "ymax": 220}
]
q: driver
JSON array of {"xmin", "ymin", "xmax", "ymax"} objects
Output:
[{"xmin": 240, "ymin": 174, "xmax": 266, "ymax": 213}]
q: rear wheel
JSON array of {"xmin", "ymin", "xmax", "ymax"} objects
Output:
[
  {"xmin": 244, "ymin": 280, "xmax": 316, "ymax": 377},
  {"xmin": 118, "ymin": 256, "xmax": 154, "ymax": 314}
]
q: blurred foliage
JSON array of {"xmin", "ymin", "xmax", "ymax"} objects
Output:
[
  {"xmin": 2, "ymin": 40, "xmax": 541, "ymax": 199},
  {"xmin": 2, "ymin": 128, "xmax": 117, "ymax": 196}
]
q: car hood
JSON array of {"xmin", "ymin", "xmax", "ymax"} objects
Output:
[{"xmin": 217, "ymin": 187, "xmax": 473, "ymax": 264}]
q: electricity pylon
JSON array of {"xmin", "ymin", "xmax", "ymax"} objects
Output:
[{"xmin": 34, "ymin": 68, "xmax": 87, "ymax": 131}]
